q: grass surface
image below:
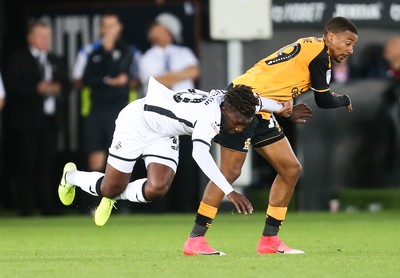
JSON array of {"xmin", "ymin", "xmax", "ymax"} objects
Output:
[{"xmin": 1, "ymin": 211, "xmax": 399, "ymax": 278}]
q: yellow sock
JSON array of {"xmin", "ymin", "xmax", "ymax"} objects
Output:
[
  {"xmin": 266, "ymin": 204, "xmax": 287, "ymax": 220},
  {"xmin": 190, "ymin": 202, "xmax": 218, "ymax": 237},
  {"xmin": 198, "ymin": 201, "xmax": 218, "ymax": 220}
]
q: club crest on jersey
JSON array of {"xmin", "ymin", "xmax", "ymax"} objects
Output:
[
  {"xmin": 112, "ymin": 49, "xmax": 121, "ymax": 61},
  {"xmin": 243, "ymin": 138, "xmax": 251, "ymax": 150},
  {"xmin": 92, "ymin": 55, "xmax": 102, "ymax": 63},
  {"xmin": 170, "ymin": 136, "xmax": 179, "ymax": 151}
]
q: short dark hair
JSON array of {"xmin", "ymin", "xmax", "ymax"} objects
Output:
[
  {"xmin": 27, "ymin": 20, "xmax": 50, "ymax": 34},
  {"xmin": 101, "ymin": 11, "xmax": 122, "ymax": 23},
  {"xmin": 324, "ymin": 16, "xmax": 358, "ymax": 36},
  {"xmin": 223, "ymin": 85, "xmax": 259, "ymax": 119}
]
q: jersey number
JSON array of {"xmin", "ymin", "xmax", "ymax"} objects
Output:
[
  {"xmin": 173, "ymin": 89, "xmax": 208, "ymax": 104},
  {"xmin": 265, "ymin": 43, "xmax": 301, "ymax": 66}
]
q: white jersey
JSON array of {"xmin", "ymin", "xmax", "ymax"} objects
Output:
[
  {"xmin": 108, "ymin": 77, "xmax": 235, "ymax": 195},
  {"xmin": 144, "ymin": 77, "xmax": 223, "ymax": 147}
]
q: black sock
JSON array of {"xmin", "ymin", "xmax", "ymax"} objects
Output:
[
  {"xmin": 190, "ymin": 213, "xmax": 213, "ymax": 238},
  {"xmin": 95, "ymin": 176, "xmax": 104, "ymax": 197},
  {"xmin": 262, "ymin": 215, "xmax": 282, "ymax": 236}
]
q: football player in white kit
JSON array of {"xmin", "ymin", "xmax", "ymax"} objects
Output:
[{"xmin": 58, "ymin": 77, "xmax": 289, "ymax": 230}]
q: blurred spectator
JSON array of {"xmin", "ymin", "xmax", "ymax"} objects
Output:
[
  {"xmin": 374, "ymin": 35, "xmax": 400, "ymax": 185},
  {"xmin": 331, "ymin": 57, "xmax": 358, "ymax": 83},
  {"xmin": 2, "ymin": 20, "xmax": 69, "ymax": 216},
  {"xmin": 71, "ymin": 12, "xmax": 133, "ymax": 213},
  {"xmin": 358, "ymin": 42, "xmax": 389, "ymax": 79},
  {"xmin": 139, "ymin": 12, "xmax": 200, "ymax": 93},
  {"xmin": 72, "ymin": 12, "xmax": 133, "ymax": 173},
  {"xmin": 138, "ymin": 12, "xmax": 200, "ymax": 212},
  {"xmin": 384, "ymin": 35, "xmax": 400, "ymax": 80}
]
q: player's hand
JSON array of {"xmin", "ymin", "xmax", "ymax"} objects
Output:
[
  {"xmin": 344, "ymin": 95, "xmax": 353, "ymax": 112},
  {"xmin": 288, "ymin": 103, "xmax": 313, "ymax": 124},
  {"xmin": 332, "ymin": 92, "xmax": 353, "ymax": 112},
  {"xmin": 346, "ymin": 103, "xmax": 353, "ymax": 112},
  {"xmin": 105, "ymin": 73, "xmax": 129, "ymax": 86},
  {"xmin": 226, "ymin": 191, "xmax": 254, "ymax": 215},
  {"xmin": 275, "ymin": 99, "xmax": 293, "ymax": 118},
  {"xmin": 37, "ymin": 81, "xmax": 61, "ymax": 96}
]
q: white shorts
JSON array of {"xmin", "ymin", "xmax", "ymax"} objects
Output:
[{"xmin": 107, "ymin": 99, "xmax": 179, "ymax": 173}]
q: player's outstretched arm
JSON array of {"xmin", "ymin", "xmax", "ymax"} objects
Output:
[
  {"xmin": 192, "ymin": 141, "xmax": 253, "ymax": 214},
  {"xmin": 258, "ymin": 96, "xmax": 285, "ymax": 112},
  {"xmin": 314, "ymin": 91, "xmax": 352, "ymax": 112}
]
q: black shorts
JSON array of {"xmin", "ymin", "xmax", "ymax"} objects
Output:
[
  {"xmin": 82, "ymin": 105, "xmax": 123, "ymax": 153},
  {"xmin": 213, "ymin": 114, "xmax": 285, "ymax": 153}
]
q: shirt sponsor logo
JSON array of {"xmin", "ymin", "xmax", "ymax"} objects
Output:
[{"xmin": 114, "ymin": 141, "xmax": 122, "ymax": 151}]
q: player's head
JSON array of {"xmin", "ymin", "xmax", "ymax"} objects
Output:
[
  {"xmin": 27, "ymin": 20, "xmax": 51, "ymax": 52},
  {"xmin": 100, "ymin": 11, "xmax": 123, "ymax": 42},
  {"xmin": 147, "ymin": 13, "xmax": 183, "ymax": 47},
  {"xmin": 323, "ymin": 17, "xmax": 358, "ymax": 63},
  {"xmin": 147, "ymin": 22, "xmax": 173, "ymax": 48},
  {"xmin": 221, "ymin": 85, "xmax": 259, "ymax": 134},
  {"xmin": 384, "ymin": 36, "xmax": 400, "ymax": 68}
]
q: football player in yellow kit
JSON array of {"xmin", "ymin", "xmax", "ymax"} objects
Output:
[{"xmin": 184, "ymin": 16, "xmax": 357, "ymax": 255}]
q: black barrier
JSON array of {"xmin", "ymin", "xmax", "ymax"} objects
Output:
[
  {"xmin": 272, "ymin": 0, "xmax": 400, "ymax": 28},
  {"xmin": 295, "ymin": 79, "xmax": 396, "ymax": 211}
]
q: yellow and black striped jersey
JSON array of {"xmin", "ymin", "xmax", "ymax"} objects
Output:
[{"xmin": 232, "ymin": 37, "xmax": 331, "ymax": 119}]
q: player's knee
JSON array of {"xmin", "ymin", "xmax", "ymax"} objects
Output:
[
  {"xmin": 221, "ymin": 165, "xmax": 242, "ymax": 183},
  {"xmin": 288, "ymin": 161, "xmax": 302, "ymax": 179}
]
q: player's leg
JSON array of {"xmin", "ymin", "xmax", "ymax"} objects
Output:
[
  {"xmin": 184, "ymin": 147, "xmax": 247, "ymax": 256},
  {"xmin": 59, "ymin": 99, "xmax": 142, "ymax": 215},
  {"xmin": 118, "ymin": 162, "xmax": 176, "ymax": 203},
  {"xmin": 94, "ymin": 134, "xmax": 180, "ymax": 226},
  {"xmin": 116, "ymin": 133, "xmax": 179, "ymax": 203},
  {"xmin": 254, "ymin": 137, "xmax": 304, "ymax": 254},
  {"xmin": 184, "ymin": 118, "xmax": 254, "ymax": 256},
  {"xmin": 94, "ymin": 161, "xmax": 175, "ymax": 227}
]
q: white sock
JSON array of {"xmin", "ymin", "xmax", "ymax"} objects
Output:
[
  {"xmin": 119, "ymin": 178, "xmax": 150, "ymax": 203},
  {"xmin": 66, "ymin": 170, "xmax": 104, "ymax": 196}
]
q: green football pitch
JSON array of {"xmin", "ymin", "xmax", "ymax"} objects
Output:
[{"xmin": 1, "ymin": 211, "xmax": 399, "ymax": 278}]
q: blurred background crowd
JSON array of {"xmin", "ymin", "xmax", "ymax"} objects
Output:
[{"xmin": 0, "ymin": 0, "xmax": 399, "ymax": 216}]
